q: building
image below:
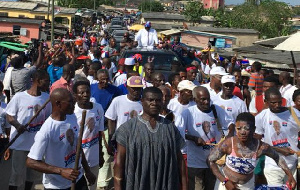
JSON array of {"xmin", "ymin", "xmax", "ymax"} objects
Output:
[
  {"xmin": 0, "ymin": 17, "xmax": 43, "ymax": 43},
  {"xmin": 201, "ymin": 0, "xmax": 224, "ymax": 9},
  {"xmin": 141, "ymin": 12, "xmax": 186, "ymax": 25},
  {"xmin": 0, "ymin": 1, "xmax": 77, "ymax": 29},
  {"xmin": 181, "ymin": 30, "xmax": 236, "ymax": 49},
  {"xmin": 189, "ymin": 26, "xmax": 259, "ymax": 47}
]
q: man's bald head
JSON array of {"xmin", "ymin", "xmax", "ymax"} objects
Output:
[
  {"xmin": 192, "ymin": 86, "xmax": 209, "ymax": 99},
  {"xmin": 50, "ymin": 88, "xmax": 75, "ymax": 115},
  {"xmin": 63, "ymin": 64, "xmax": 74, "ymax": 74},
  {"xmin": 193, "ymin": 86, "xmax": 211, "ymax": 111},
  {"xmin": 280, "ymin": 71, "xmax": 290, "ymax": 79},
  {"xmin": 50, "ymin": 88, "xmax": 72, "ymax": 104}
]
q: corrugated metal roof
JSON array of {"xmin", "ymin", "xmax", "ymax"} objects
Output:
[
  {"xmin": 0, "ymin": 1, "xmax": 38, "ymax": 11},
  {"xmin": 0, "ymin": 17, "xmax": 43, "ymax": 24},
  {"xmin": 189, "ymin": 26, "xmax": 259, "ymax": 34},
  {"xmin": 33, "ymin": 6, "xmax": 77, "ymax": 14},
  {"xmin": 254, "ymin": 36, "xmax": 289, "ymax": 48},
  {"xmin": 233, "ymin": 44, "xmax": 300, "ymax": 68},
  {"xmin": 142, "ymin": 12, "xmax": 185, "ymax": 20},
  {"xmin": 159, "ymin": 29, "xmax": 182, "ymax": 36},
  {"xmin": 184, "ymin": 30, "xmax": 236, "ymax": 40}
]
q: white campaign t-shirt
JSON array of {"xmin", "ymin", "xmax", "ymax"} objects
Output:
[
  {"xmin": 167, "ymin": 97, "xmax": 196, "ymax": 118},
  {"xmin": 202, "ymin": 82, "xmax": 222, "ymax": 102},
  {"xmin": 176, "ymin": 105, "xmax": 231, "ymax": 168},
  {"xmin": 280, "ymin": 84, "xmax": 297, "ymax": 106},
  {"xmin": 28, "ymin": 115, "xmax": 83, "ymax": 189},
  {"xmin": 105, "ymin": 95, "xmax": 143, "ymax": 129},
  {"xmin": 255, "ymin": 109, "xmax": 299, "ymax": 169},
  {"xmin": 114, "ymin": 73, "xmax": 127, "ymax": 87},
  {"xmin": 6, "ymin": 91, "xmax": 51, "ymax": 151},
  {"xmin": 213, "ymin": 94, "xmax": 248, "ymax": 122},
  {"xmin": 74, "ymin": 102, "xmax": 104, "ymax": 167}
]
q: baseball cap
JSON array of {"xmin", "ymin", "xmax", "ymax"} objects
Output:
[
  {"xmin": 177, "ymin": 80, "xmax": 196, "ymax": 91},
  {"xmin": 144, "ymin": 21, "xmax": 151, "ymax": 28},
  {"xmin": 127, "ymin": 76, "xmax": 143, "ymax": 87},
  {"xmin": 124, "ymin": 58, "xmax": 135, "ymax": 66},
  {"xmin": 132, "ymin": 54, "xmax": 142, "ymax": 62},
  {"xmin": 210, "ymin": 66, "xmax": 228, "ymax": 76},
  {"xmin": 221, "ymin": 75, "xmax": 236, "ymax": 84}
]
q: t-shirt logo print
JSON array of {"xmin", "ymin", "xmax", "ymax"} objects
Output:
[
  {"xmin": 271, "ymin": 121, "xmax": 290, "ymax": 148},
  {"xmin": 82, "ymin": 117, "xmax": 99, "ymax": 149},
  {"xmin": 28, "ymin": 104, "xmax": 43, "ymax": 133},
  {"xmin": 64, "ymin": 129, "xmax": 76, "ymax": 167}
]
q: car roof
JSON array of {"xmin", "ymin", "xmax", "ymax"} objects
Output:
[{"xmin": 123, "ymin": 48, "xmax": 178, "ymax": 55}]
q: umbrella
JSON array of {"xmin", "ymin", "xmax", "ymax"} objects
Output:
[
  {"xmin": 274, "ymin": 31, "xmax": 300, "ymax": 83},
  {"xmin": 129, "ymin": 24, "xmax": 144, "ymax": 31}
]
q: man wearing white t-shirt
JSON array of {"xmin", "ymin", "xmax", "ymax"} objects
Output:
[
  {"xmin": 168, "ymin": 80, "xmax": 196, "ymax": 119},
  {"xmin": 114, "ymin": 58, "xmax": 135, "ymax": 87},
  {"xmin": 202, "ymin": 66, "xmax": 228, "ymax": 102},
  {"xmin": 134, "ymin": 21, "xmax": 158, "ymax": 48},
  {"xmin": 73, "ymin": 80, "xmax": 105, "ymax": 190},
  {"xmin": 176, "ymin": 86, "xmax": 234, "ymax": 190},
  {"xmin": 255, "ymin": 88, "xmax": 299, "ymax": 186},
  {"xmin": 214, "ymin": 75, "xmax": 248, "ymax": 123},
  {"xmin": 279, "ymin": 71, "xmax": 297, "ymax": 105},
  {"xmin": 106, "ymin": 76, "xmax": 143, "ymax": 152},
  {"xmin": 5, "ymin": 70, "xmax": 51, "ymax": 190},
  {"xmin": 27, "ymin": 88, "xmax": 96, "ymax": 189}
]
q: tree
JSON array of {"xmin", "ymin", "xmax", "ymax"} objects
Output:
[
  {"xmin": 183, "ymin": 1, "xmax": 206, "ymax": 25},
  {"xmin": 215, "ymin": 0, "xmax": 295, "ymax": 38},
  {"xmin": 138, "ymin": 1, "xmax": 164, "ymax": 12}
]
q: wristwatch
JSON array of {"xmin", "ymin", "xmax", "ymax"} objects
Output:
[{"xmin": 222, "ymin": 178, "xmax": 229, "ymax": 186}]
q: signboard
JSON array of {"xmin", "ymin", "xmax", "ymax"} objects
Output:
[
  {"xmin": 215, "ymin": 38, "xmax": 225, "ymax": 48},
  {"xmin": 20, "ymin": 28, "xmax": 27, "ymax": 36}
]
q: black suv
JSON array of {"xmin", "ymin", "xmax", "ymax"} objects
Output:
[{"xmin": 120, "ymin": 48, "xmax": 186, "ymax": 77}]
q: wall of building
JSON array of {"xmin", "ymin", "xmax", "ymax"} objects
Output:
[
  {"xmin": 0, "ymin": 10, "xmax": 73, "ymax": 29},
  {"xmin": 217, "ymin": 32, "xmax": 259, "ymax": 47},
  {"xmin": 181, "ymin": 33, "xmax": 210, "ymax": 47},
  {"xmin": 201, "ymin": 0, "xmax": 223, "ymax": 9},
  {"xmin": 0, "ymin": 22, "xmax": 40, "ymax": 43},
  {"xmin": 181, "ymin": 32, "xmax": 234, "ymax": 48}
]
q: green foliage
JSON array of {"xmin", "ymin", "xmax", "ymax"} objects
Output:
[
  {"xmin": 293, "ymin": 7, "xmax": 300, "ymax": 15},
  {"xmin": 57, "ymin": 0, "xmax": 114, "ymax": 9},
  {"xmin": 138, "ymin": 1, "xmax": 164, "ymax": 12},
  {"xmin": 183, "ymin": 1, "xmax": 206, "ymax": 24},
  {"xmin": 214, "ymin": 0, "xmax": 295, "ymax": 38}
]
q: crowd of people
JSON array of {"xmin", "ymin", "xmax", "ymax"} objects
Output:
[{"xmin": 0, "ymin": 18, "xmax": 300, "ymax": 190}]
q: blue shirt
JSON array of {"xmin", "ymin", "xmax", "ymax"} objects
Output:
[
  {"xmin": 90, "ymin": 83, "xmax": 121, "ymax": 111},
  {"xmin": 118, "ymin": 83, "xmax": 128, "ymax": 95},
  {"xmin": 47, "ymin": 64, "xmax": 63, "ymax": 84}
]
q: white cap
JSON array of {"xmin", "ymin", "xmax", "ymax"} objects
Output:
[
  {"xmin": 210, "ymin": 66, "xmax": 228, "ymax": 76},
  {"xmin": 221, "ymin": 75, "xmax": 236, "ymax": 84},
  {"xmin": 177, "ymin": 80, "xmax": 196, "ymax": 91},
  {"xmin": 124, "ymin": 58, "xmax": 135, "ymax": 66}
]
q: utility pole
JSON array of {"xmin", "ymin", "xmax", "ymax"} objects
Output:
[
  {"xmin": 51, "ymin": 0, "xmax": 54, "ymax": 46},
  {"xmin": 94, "ymin": 0, "xmax": 96, "ymax": 11},
  {"xmin": 47, "ymin": 0, "xmax": 50, "ymax": 19}
]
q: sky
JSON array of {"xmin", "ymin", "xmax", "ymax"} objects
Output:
[{"xmin": 225, "ymin": 0, "xmax": 298, "ymax": 6}]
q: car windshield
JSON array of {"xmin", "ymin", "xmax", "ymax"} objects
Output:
[
  {"xmin": 123, "ymin": 51, "xmax": 180, "ymax": 71},
  {"xmin": 111, "ymin": 21, "xmax": 122, "ymax": 25},
  {"xmin": 114, "ymin": 32, "xmax": 126, "ymax": 37}
]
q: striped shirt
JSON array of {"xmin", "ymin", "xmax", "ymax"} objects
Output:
[{"xmin": 248, "ymin": 73, "xmax": 264, "ymax": 95}]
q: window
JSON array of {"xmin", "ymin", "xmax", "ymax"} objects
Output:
[
  {"xmin": 0, "ymin": 12, "xmax": 8, "ymax": 17},
  {"xmin": 13, "ymin": 25, "xmax": 21, "ymax": 35},
  {"xmin": 18, "ymin": 15, "xmax": 25, "ymax": 18},
  {"xmin": 35, "ymin": 15, "xmax": 45, "ymax": 20}
]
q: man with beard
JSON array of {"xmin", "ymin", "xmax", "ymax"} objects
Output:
[{"xmin": 114, "ymin": 87, "xmax": 187, "ymax": 190}]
